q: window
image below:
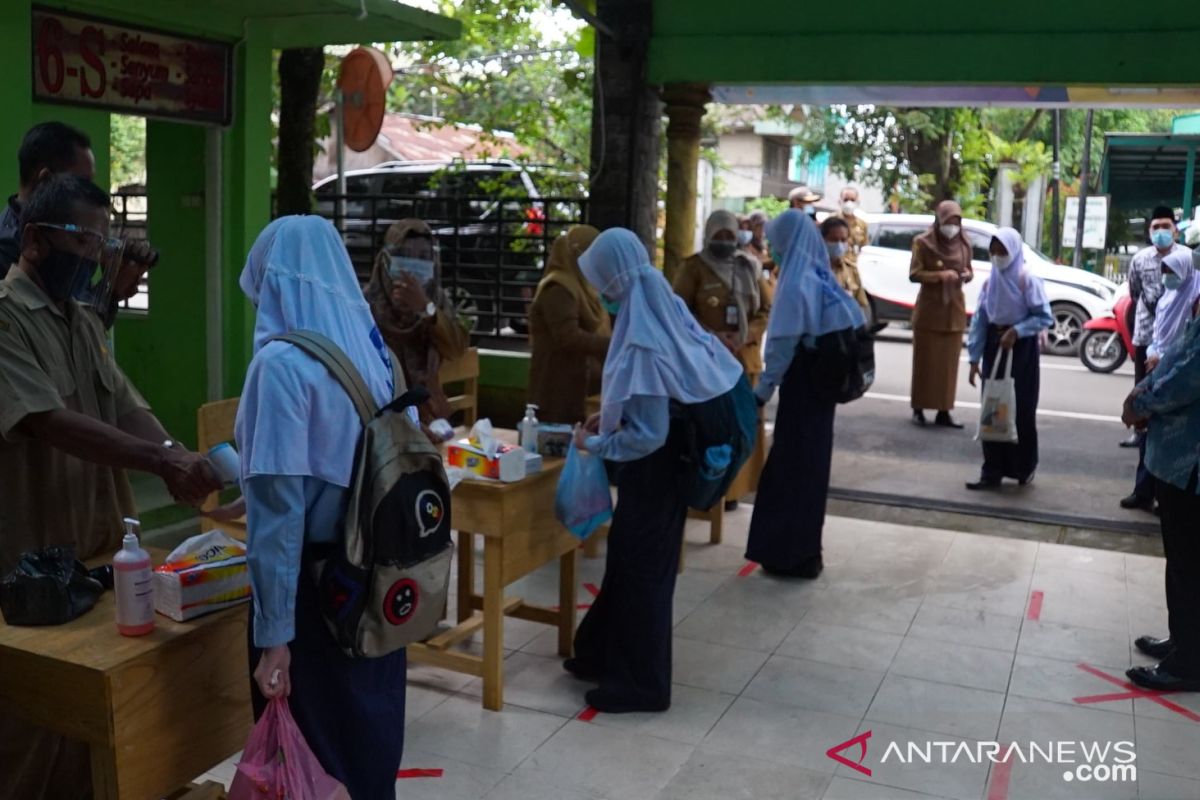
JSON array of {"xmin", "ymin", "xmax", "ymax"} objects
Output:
[
  {"xmin": 873, "ymin": 224, "xmax": 923, "ymax": 253},
  {"xmin": 966, "ymin": 229, "xmax": 994, "ymax": 262}
]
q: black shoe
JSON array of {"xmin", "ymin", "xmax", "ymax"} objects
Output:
[
  {"xmin": 563, "ymin": 658, "xmax": 601, "ymax": 683},
  {"xmin": 1126, "ymin": 664, "xmax": 1200, "ymax": 692},
  {"xmin": 934, "ymin": 411, "xmax": 965, "ymax": 429},
  {"xmin": 724, "ymin": 499, "xmax": 739, "ymax": 512},
  {"xmin": 912, "ymin": 410, "xmax": 927, "ymax": 427},
  {"xmin": 966, "ymin": 478, "xmax": 1002, "ymax": 491},
  {"xmin": 1135, "ymin": 636, "xmax": 1174, "ymax": 660},
  {"xmin": 761, "ymin": 556, "xmax": 823, "ymax": 579},
  {"xmin": 1120, "ymin": 493, "xmax": 1155, "ymax": 511},
  {"xmin": 1018, "ymin": 469, "xmax": 1036, "ymax": 487},
  {"xmin": 1119, "ymin": 432, "xmax": 1140, "ymax": 448},
  {"xmin": 584, "ymin": 688, "xmax": 670, "ymax": 714}
]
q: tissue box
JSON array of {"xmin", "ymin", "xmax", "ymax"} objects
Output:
[
  {"xmin": 153, "ymin": 530, "xmax": 251, "ymax": 622},
  {"xmin": 446, "ymin": 440, "xmax": 527, "ymax": 482},
  {"xmin": 536, "ymin": 424, "xmax": 574, "ymax": 458}
]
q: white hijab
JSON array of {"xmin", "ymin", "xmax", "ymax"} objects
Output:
[
  {"xmin": 578, "ymin": 228, "xmax": 743, "ymax": 434},
  {"xmin": 235, "ymin": 216, "xmax": 395, "ymax": 487}
]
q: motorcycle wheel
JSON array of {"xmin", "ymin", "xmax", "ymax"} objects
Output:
[{"xmin": 1079, "ymin": 329, "xmax": 1128, "ymax": 374}]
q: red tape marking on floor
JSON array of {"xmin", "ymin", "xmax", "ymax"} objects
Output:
[
  {"xmin": 1026, "ymin": 590, "xmax": 1043, "ymax": 621},
  {"xmin": 584, "ymin": 582, "xmax": 600, "ymax": 598},
  {"xmin": 1073, "ymin": 663, "xmax": 1200, "ymax": 723},
  {"xmin": 985, "ymin": 750, "xmax": 1014, "ymax": 800},
  {"xmin": 578, "ymin": 706, "xmax": 599, "ymax": 722},
  {"xmin": 737, "ymin": 562, "xmax": 759, "ymax": 578},
  {"xmin": 397, "ymin": 769, "xmax": 444, "ymax": 779}
]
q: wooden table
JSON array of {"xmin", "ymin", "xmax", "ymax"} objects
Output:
[
  {"xmin": 0, "ymin": 551, "xmax": 251, "ymax": 800},
  {"xmin": 408, "ymin": 441, "xmax": 579, "ymax": 711}
]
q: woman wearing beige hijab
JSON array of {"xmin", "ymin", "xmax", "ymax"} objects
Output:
[
  {"xmin": 528, "ymin": 225, "xmax": 610, "ymax": 424},
  {"xmin": 909, "ymin": 200, "xmax": 973, "ymax": 428}
]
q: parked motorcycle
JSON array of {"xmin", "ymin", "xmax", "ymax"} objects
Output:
[{"xmin": 1079, "ymin": 287, "xmax": 1133, "ymax": 373}]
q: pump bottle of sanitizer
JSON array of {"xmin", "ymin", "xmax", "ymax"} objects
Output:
[{"xmin": 114, "ymin": 517, "xmax": 155, "ymax": 636}]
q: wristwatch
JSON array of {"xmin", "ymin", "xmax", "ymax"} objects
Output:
[{"xmin": 423, "ymin": 301, "xmax": 437, "ymax": 319}]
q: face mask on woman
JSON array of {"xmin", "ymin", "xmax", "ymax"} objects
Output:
[
  {"xmin": 736, "ymin": 229, "xmax": 753, "ymax": 246},
  {"xmin": 939, "ymin": 224, "xmax": 961, "ymax": 240},
  {"xmin": 1163, "ymin": 272, "xmax": 1183, "ymax": 291},
  {"xmin": 1151, "ymin": 229, "xmax": 1175, "ymax": 249},
  {"xmin": 841, "ymin": 201, "xmax": 857, "ymax": 215},
  {"xmin": 707, "ymin": 239, "xmax": 737, "ymax": 259},
  {"xmin": 826, "ymin": 241, "xmax": 848, "ymax": 260},
  {"xmin": 990, "ymin": 252, "xmax": 1013, "ymax": 272}
]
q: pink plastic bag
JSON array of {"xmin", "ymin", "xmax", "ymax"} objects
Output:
[{"xmin": 229, "ymin": 698, "xmax": 351, "ymax": 800}]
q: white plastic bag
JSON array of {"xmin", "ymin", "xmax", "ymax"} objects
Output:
[{"xmin": 977, "ymin": 353, "xmax": 1019, "ymax": 444}]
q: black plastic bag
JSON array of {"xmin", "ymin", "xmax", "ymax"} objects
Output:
[{"xmin": 0, "ymin": 547, "xmax": 105, "ymax": 626}]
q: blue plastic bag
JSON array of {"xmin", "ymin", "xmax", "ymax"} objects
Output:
[{"xmin": 555, "ymin": 440, "xmax": 612, "ymax": 539}]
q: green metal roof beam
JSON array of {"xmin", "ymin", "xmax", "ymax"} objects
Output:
[{"xmin": 266, "ymin": 0, "xmax": 460, "ymax": 47}]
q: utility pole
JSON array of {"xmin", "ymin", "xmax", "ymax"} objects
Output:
[
  {"xmin": 1072, "ymin": 109, "xmax": 1095, "ymax": 269},
  {"xmin": 1051, "ymin": 109, "xmax": 1062, "ymax": 261}
]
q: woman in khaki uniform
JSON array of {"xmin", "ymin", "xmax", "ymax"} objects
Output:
[
  {"xmin": 365, "ymin": 218, "xmax": 469, "ymax": 433},
  {"xmin": 528, "ymin": 225, "xmax": 610, "ymax": 424},
  {"xmin": 909, "ymin": 200, "xmax": 973, "ymax": 428},
  {"xmin": 674, "ymin": 210, "xmax": 770, "ymax": 510}
]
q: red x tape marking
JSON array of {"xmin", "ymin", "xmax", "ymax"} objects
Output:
[
  {"xmin": 1073, "ymin": 663, "xmax": 1200, "ymax": 723},
  {"xmin": 1026, "ymin": 590, "xmax": 1043, "ymax": 621},
  {"xmin": 397, "ymin": 769, "xmax": 444, "ymax": 779},
  {"xmin": 578, "ymin": 706, "xmax": 599, "ymax": 722},
  {"xmin": 985, "ymin": 746, "xmax": 1015, "ymax": 800},
  {"xmin": 584, "ymin": 582, "xmax": 600, "ymax": 598},
  {"xmin": 737, "ymin": 562, "xmax": 759, "ymax": 578}
]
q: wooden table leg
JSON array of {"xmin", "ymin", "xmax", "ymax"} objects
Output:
[
  {"xmin": 90, "ymin": 743, "xmax": 119, "ymax": 800},
  {"xmin": 709, "ymin": 504, "xmax": 724, "ymax": 545},
  {"xmin": 557, "ymin": 548, "xmax": 578, "ymax": 657},
  {"xmin": 481, "ymin": 538, "xmax": 505, "ymax": 711},
  {"xmin": 457, "ymin": 531, "xmax": 474, "ymax": 624},
  {"xmin": 581, "ymin": 527, "xmax": 605, "ymax": 559}
]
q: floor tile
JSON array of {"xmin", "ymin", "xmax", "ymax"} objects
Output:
[
  {"xmin": 1037, "ymin": 542, "xmax": 1128, "ymax": 577},
  {"xmin": 822, "ymin": 776, "xmax": 957, "ymax": 800},
  {"xmin": 1032, "ymin": 567, "xmax": 1131, "ymax": 634},
  {"xmin": 589, "ymin": 683, "xmax": 736, "ymax": 745},
  {"xmin": 907, "ymin": 603, "xmax": 1022, "ymax": 652},
  {"xmin": 407, "ymin": 684, "xmax": 458, "ymax": 725},
  {"xmin": 655, "ymin": 748, "xmax": 833, "ymax": 800},
  {"xmin": 888, "ymin": 635, "xmax": 1014, "ymax": 692},
  {"xmin": 405, "ymin": 695, "xmax": 567, "ymax": 772},
  {"xmin": 480, "ymin": 772, "xmax": 605, "ymax": 800},
  {"xmin": 743, "ymin": 654, "xmax": 886, "ymax": 717},
  {"xmin": 837, "ymin": 721, "xmax": 990, "ymax": 800},
  {"xmin": 701, "ymin": 696, "xmax": 861, "ymax": 774},
  {"xmin": 801, "ymin": 593, "xmax": 922, "ymax": 637},
  {"xmin": 1133, "ymin": 715, "xmax": 1200, "ymax": 780},
  {"xmin": 866, "ymin": 674, "xmax": 1006, "ymax": 741},
  {"xmin": 1009, "ymin": 654, "xmax": 1134, "ymax": 714},
  {"xmin": 778, "ymin": 620, "xmax": 905, "ymax": 672},
  {"xmin": 1019, "ymin": 620, "xmax": 1132, "ymax": 667},
  {"xmin": 1137, "ymin": 770, "xmax": 1200, "ymax": 800},
  {"xmin": 1132, "ymin": 687, "xmax": 1200, "ymax": 725},
  {"xmin": 394, "ymin": 750, "xmax": 507, "ymax": 800},
  {"xmin": 673, "ymin": 592, "xmax": 799, "ymax": 653},
  {"xmin": 458, "ymin": 652, "xmax": 587, "ymax": 718},
  {"xmin": 671, "ymin": 636, "xmax": 771, "ymax": 695},
  {"xmin": 922, "ymin": 570, "xmax": 1032, "ymax": 618},
  {"xmin": 513, "ymin": 720, "xmax": 693, "ymax": 798}
]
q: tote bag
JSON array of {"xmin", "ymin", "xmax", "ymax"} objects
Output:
[{"xmin": 976, "ymin": 353, "xmax": 1019, "ymax": 444}]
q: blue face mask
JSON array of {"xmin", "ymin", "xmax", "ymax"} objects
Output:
[
  {"xmin": 1151, "ymin": 229, "xmax": 1175, "ymax": 249},
  {"xmin": 601, "ymin": 296, "xmax": 620, "ymax": 315},
  {"xmin": 1163, "ymin": 273, "xmax": 1183, "ymax": 292}
]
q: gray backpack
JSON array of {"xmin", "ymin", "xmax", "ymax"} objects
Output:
[{"xmin": 272, "ymin": 331, "xmax": 453, "ymax": 658}]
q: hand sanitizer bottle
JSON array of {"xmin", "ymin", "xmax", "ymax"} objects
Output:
[
  {"xmin": 518, "ymin": 404, "xmax": 540, "ymax": 451},
  {"xmin": 114, "ymin": 518, "xmax": 155, "ymax": 636}
]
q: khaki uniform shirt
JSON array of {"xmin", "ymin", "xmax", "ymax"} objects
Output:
[
  {"xmin": 908, "ymin": 238, "xmax": 971, "ymax": 334},
  {"xmin": 834, "ymin": 212, "xmax": 871, "ymax": 269},
  {"xmin": 0, "ymin": 266, "xmax": 147, "ymax": 575},
  {"xmin": 672, "ymin": 254, "xmax": 771, "ymax": 376}
]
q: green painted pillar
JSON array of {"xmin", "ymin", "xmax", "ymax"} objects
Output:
[
  {"xmin": 1183, "ymin": 145, "xmax": 1196, "ymax": 224},
  {"xmin": 113, "ymin": 121, "xmax": 208, "ymax": 446},
  {"xmin": 0, "ymin": 3, "xmax": 33, "ymax": 195},
  {"xmin": 221, "ymin": 22, "xmax": 273, "ymax": 396}
]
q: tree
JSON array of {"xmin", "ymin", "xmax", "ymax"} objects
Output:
[{"xmin": 275, "ymin": 48, "xmax": 326, "ymax": 215}]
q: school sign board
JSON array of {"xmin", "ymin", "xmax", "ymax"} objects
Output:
[
  {"xmin": 31, "ymin": 7, "xmax": 233, "ymax": 125},
  {"xmin": 1062, "ymin": 195, "xmax": 1109, "ymax": 251}
]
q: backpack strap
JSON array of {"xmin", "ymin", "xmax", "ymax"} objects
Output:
[{"xmin": 271, "ymin": 331, "xmax": 378, "ymax": 426}]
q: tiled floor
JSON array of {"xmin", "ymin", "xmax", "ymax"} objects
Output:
[{"xmin": 198, "ymin": 511, "xmax": 1200, "ymax": 800}]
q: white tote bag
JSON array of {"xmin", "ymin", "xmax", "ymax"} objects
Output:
[{"xmin": 976, "ymin": 353, "xmax": 1019, "ymax": 444}]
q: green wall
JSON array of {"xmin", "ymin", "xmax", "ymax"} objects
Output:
[{"xmin": 113, "ymin": 122, "xmax": 208, "ymax": 446}]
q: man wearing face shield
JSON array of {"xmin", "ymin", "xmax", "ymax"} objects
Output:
[
  {"xmin": 365, "ymin": 219, "xmax": 468, "ymax": 437},
  {"xmin": 0, "ymin": 175, "xmax": 222, "ymax": 799},
  {"xmin": 0, "ymin": 122, "xmax": 159, "ymax": 329}
]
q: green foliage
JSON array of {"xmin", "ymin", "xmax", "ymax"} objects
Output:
[
  {"xmin": 745, "ymin": 196, "xmax": 788, "ymax": 217},
  {"xmin": 109, "ymin": 115, "xmax": 146, "ymax": 190}
]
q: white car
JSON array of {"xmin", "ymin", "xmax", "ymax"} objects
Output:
[{"xmin": 855, "ymin": 214, "xmax": 1119, "ymax": 356}]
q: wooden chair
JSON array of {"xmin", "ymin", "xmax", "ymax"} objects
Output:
[
  {"xmin": 439, "ymin": 347, "xmax": 480, "ymax": 426},
  {"xmin": 196, "ymin": 397, "xmax": 246, "ymax": 538}
]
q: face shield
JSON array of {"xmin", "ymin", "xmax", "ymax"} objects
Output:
[
  {"xmin": 33, "ymin": 223, "xmax": 123, "ymax": 305},
  {"xmin": 385, "ymin": 234, "xmax": 438, "ymax": 294}
]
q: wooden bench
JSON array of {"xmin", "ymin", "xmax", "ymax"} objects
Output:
[{"xmin": 439, "ymin": 347, "xmax": 480, "ymax": 426}]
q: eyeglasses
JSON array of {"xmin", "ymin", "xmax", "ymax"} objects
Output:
[{"xmin": 35, "ymin": 223, "xmax": 122, "ymax": 254}]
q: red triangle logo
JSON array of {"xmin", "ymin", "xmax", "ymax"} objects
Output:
[{"xmin": 827, "ymin": 731, "xmax": 873, "ymax": 777}]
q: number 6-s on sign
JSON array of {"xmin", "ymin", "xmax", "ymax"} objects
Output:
[{"xmin": 30, "ymin": 6, "xmax": 233, "ymax": 126}]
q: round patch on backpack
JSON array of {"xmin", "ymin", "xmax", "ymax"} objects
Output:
[
  {"xmin": 415, "ymin": 488, "xmax": 446, "ymax": 539},
  {"xmin": 383, "ymin": 578, "xmax": 419, "ymax": 625}
]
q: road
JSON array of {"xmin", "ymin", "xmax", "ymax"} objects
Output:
[{"xmin": 765, "ymin": 336, "xmax": 1156, "ymax": 532}]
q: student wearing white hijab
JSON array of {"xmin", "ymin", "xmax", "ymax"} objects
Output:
[
  {"xmin": 235, "ymin": 215, "xmax": 407, "ymax": 799},
  {"xmin": 568, "ymin": 227, "xmax": 743, "ymax": 713},
  {"xmin": 1148, "ymin": 248, "xmax": 1200, "ymax": 362},
  {"xmin": 746, "ymin": 209, "xmax": 863, "ymax": 579},
  {"xmin": 964, "ymin": 227, "xmax": 1053, "ymax": 490}
]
